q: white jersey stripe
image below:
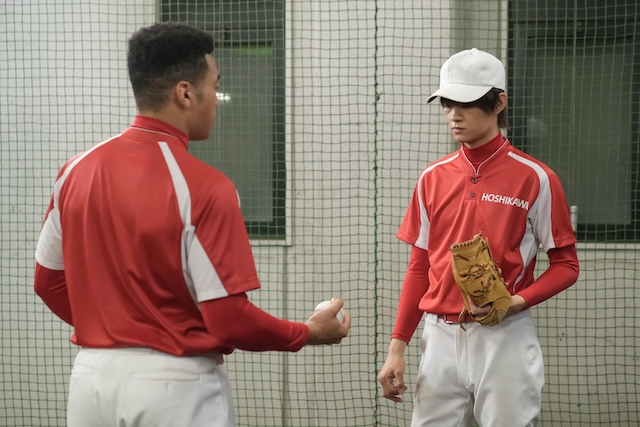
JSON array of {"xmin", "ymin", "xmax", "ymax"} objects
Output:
[
  {"xmin": 35, "ymin": 208, "xmax": 64, "ymax": 270},
  {"xmin": 415, "ymin": 154, "xmax": 459, "ymax": 249},
  {"xmin": 507, "ymin": 151, "xmax": 555, "ymax": 289},
  {"xmin": 507, "ymin": 151, "xmax": 554, "ymax": 249},
  {"xmin": 35, "ymin": 135, "xmax": 120, "ymax": 270},
  {"xmin": 188, "ymin": 237, "xmax": 230, "ymax": 302},
  {"xmin": 157, "ymin": 142, "xmax": 228, "ymax": 306}
]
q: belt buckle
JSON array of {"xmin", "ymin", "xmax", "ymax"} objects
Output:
[{"xmin": 441, "ymin": 314, "xmax": 459, "ymax": 324}]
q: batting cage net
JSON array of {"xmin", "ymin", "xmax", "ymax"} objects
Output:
[{"xmin": 1, "ymin": 1, "xmax": 638, "ymax": 426}]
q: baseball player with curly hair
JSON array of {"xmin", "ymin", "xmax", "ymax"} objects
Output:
[
  {"xmin": 34, "ymin": 22, "xmax": 350, "ymax": 427},
  {"xmin": 378, "ymin": 48, "xmax": 579, "ymax": 427}
]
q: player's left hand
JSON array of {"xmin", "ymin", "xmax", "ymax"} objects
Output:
[
  {"xmin": 507, "ymin": 294, "xmax": 526, "ymax": 316},
  {"xmin": 468, "ymin": 295, "xmax": 526, "ymax": 319},
  {"xmin": 467, "ymin": 296, "xmax": 491, "ymax": 317},
  {"xmin": 378, "ymin": 339, "xmax": 408, "ymax": 403}
]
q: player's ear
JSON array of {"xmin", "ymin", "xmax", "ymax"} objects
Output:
[
  {"xmin": 174, "ymin": 81, "xmax": 192, "ymax": 109},
  {"xmin": 495, "ymin": 92, "xmax": 508, "ymax": 114}
]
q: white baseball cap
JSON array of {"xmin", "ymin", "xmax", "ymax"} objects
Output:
[{"xmin": 427, "ymin": 48, "xmax": 505, "ymax": 104}]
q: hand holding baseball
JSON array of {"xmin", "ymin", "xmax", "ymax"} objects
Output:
[
  {"xmin": 314, "ymin": 299, "xmax": 345, "ymax": 323},
  {"xmin": 305, "ymin": 298, "xmax": 350, "ymax": 345}
]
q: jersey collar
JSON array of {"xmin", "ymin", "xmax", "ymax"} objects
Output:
[
  {"xmin": 461, "ymin": 133, "xmax": 509, "ymax": 174},
  {"xmin": 130, "ymin": 116, "xmax": 190, "ymax": 148}
]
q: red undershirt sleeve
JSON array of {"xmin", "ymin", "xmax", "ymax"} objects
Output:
[
  {"xmin": 201, "ymin": 294, "xmax": 310, "ymax": 352},
  {"xmin": 34, "ymin": 263, "xmax": 73, "ymax": 326},
  {"xmin": 517, "ymin": 244, "xmax": 579, "ymax": 309},
  {"xmin": 391, "ymin": 245, "xmax": 430, "ymax": 343}
]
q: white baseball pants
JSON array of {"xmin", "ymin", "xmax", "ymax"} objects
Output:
[
  {"xmin": 67, "ymin": 347, "xmax": 235, "ymax": 427},
  {"xmin": 411, "ymin": 309, "xmax": 544, "ymax": 427}
]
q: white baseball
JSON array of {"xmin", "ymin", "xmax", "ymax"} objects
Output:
[{"xmin": 314, "ymin": 300, "xmax": 345, "ymax": 323}]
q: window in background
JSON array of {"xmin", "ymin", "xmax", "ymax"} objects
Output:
[
  {"xmin": 509, "ymin": 1, "xmax": 639, "ymax": 242},
  {"xmin": 160, "ymin": 0, "xmax": 286, "ymax": 239}
]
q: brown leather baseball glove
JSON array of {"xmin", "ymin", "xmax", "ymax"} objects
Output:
[{"xmin": 449, "ymin": 231, "xmax": 511, "ymax": 326}]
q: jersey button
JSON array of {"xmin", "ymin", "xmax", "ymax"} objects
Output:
[
  {"xmin": 471, "ymin": 178, "xmax": 479, "ymax": 184},
  {"xmin": 470, "ymin": 192, "xmax": 475, "ymax": 198}
]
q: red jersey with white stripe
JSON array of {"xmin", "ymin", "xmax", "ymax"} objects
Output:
[
  {"xmin": 397, "ymin": 136, "xmax": 576, "ymax": 315},
  {"xmin": 35, "ymin": 116, "xmax": 260, "ymax": 356}
]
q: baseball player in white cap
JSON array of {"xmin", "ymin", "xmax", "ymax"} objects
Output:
[{"xmin": 378, "ymin": 48, "xmax": 579, "ymax": 427}]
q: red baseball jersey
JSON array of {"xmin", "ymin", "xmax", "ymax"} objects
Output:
[
  {"xmin": 397, "ymin": 138, "xmax": 577, "ymax": 315},
  {"xmin": 35, "ymin": 116, "xmax": 260, "ymax": 356}
]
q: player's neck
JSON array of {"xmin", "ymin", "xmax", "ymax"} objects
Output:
[
  {"xmin": 138, "ymin": 106, "xmax": 189, "ymax": 139},
  {"xmin": 462, "ymin": 133, "xmax": 505, "ymax": 168}
]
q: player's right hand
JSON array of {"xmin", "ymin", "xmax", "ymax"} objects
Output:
[
  {"xmin": 305, "ymin": 298, "xmax": 351, "ymax": 345},
  {"xmin": 378, "ymin": 340, "xmax": 408, "ymax": 403}
]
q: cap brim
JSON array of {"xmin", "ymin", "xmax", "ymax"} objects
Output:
[{"xmin": 427, "ymin": 84, "xmax": 493, "ymax": 104}]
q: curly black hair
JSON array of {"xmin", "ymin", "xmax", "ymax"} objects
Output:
[{"xmin": 127, "ymin": 22, "xmax": 214, "ymax": 112}]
